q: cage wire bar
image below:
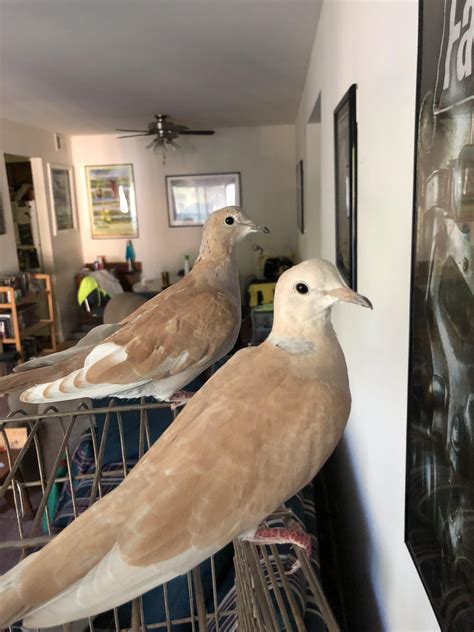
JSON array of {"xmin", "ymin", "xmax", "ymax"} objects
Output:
[{"xmin": 0, "ymin": 400, "xmax": 339, "ymax": 632}]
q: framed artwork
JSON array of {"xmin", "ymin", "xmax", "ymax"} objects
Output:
[
  {"xmin": 86, "ymin": 164, "xmax": 138, "ymax": 239},
  {"xmin": 166, "ymin": 172, "xmax": 241, "ymax": 227},
  {"xmin": 334, "ymin": 84, "xmax": 357, "ymax": 289},
  {"xmin": 0, "ymin": 186, "xmax": 5, "ymax": 235},
  {"xmin": 296, "ymin": 160, "xmax": 304, "ymax": 234},
  {"xmin": 48, "ymin": 164, "xmax": 76, "ymax": 234},
  {"xmin": 405, "ymin": 1, "xmax": 474, "ymax": 630}
]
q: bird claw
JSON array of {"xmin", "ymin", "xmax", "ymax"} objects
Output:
[
  {"xmin": 242, "ymin": 520, "xmax": 311, "ymax": 574},
  {"xmin": 168, "ymin": 390, "xmax": 194, "ymax": 410},
  {"xmin": 286, "ymin": 558, "xmax": 302, "ymax": 575}
]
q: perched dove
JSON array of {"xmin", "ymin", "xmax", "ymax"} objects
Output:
[
  {"xmin": 0, "ymin": 207, "xmax": 268, "ymax": 405},
  {"xmin": 0, "ymin": 259, "xmax": 372, "ymax": 629}
]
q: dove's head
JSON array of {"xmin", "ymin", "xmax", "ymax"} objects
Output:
[
  {"xmin": 272, "ymin": 259, "xmax": 372, "ymax": 336},
  {"xmin": 198, "ymin": 207, "xmax": 269, "ymax": 259}
]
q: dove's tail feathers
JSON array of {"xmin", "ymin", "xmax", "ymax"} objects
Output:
[
  {"xmin": 2, "ymin": 342, "xmax": 144, "ymax": 404},
  {"xmin": 20, "ymin": 373, "xmax": 138, "ymax": 404},
  {"xmin": 0, "ymin": 361, "xmax": 75, "ymax": 396},
  {"xmin": 0, "ymin": 323, "xmax": 124, "ymax": 399},
  {"xmin": 0, "ymin": 552, "xmax": 40, "ymax": 628},
  {"xmin": 0, "ymin": 348, "xmax": 91, "ymax": 400},
  {"xmin": 22, "ymin": 544, "xmax": 215, "ymax": 628}
]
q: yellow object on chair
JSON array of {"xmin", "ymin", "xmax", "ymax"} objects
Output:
[{"xmin": 248, "ymin": 282, "xmax": 276, "ymax": 307}]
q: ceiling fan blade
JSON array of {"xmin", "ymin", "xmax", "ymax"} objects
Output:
[
  {"xmin": 117, "ymin": 133, "xmax": 152, "ymax": 138},
  {"xmin": 179, "ymin": 130, "xmax": 215, "ymax": 135},
  {"xmin": 116, "ymin": 128, "xmax": 149, "ymax": 133},
  {"xmin": 165, "ymin": 123, "xmax": 189, "ymax": 132}
]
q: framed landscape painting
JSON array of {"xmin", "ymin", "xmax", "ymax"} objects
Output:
[
  {"xmin": 405, "ymin": 1, "xmax": 473, "ymax": 630},
  {"xmin": 166, "ymin": 172, "xmax": 241, "ymax": 227},
  {"xmin": 48, "ymin": 164, "xmax": 76, "ymax": 234},
  {"xmin": 334, "ymin": 84, "xmax": 357, "ymax": 290},
  {"xmin": 86, "ymin": 164, "xmax": 138, "ymax": 239}
]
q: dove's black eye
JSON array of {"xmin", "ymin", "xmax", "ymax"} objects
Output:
[
  {"xmin": 295, "ymin": 283, "xmax": 309, "ymax": 295},
  {"xmin": 225, "ymin": 216, "xmax": 235, "ymax": 225}
]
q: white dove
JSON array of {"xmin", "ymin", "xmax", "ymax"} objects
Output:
[
  {"xmin": 0, "ymin": 259, "xmax": 372, "ymax": 629},
  {"xmin": 0, "ymin": 207, "xmax": 268, "ymax": 406}
]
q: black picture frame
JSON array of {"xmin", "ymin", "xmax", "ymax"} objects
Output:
[
  {"xmin": 405, "ymin": 1, "xmax": 474, "ymax": 629},
  {"xmin": 334, "ymin": 84, "xmax": 357, "ymax": 289},
  {"xmin": 0, "ymin": 186, "xmax": 5, "ymax": 235},
  {"xmin": 296, "ymin": 160, "xmax": 304, "ymax": 234}
]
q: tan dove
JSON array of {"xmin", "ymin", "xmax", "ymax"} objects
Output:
[
  {"xmin": 0, "ymin": 259, "xmax": 372, "ymax": 628},
  {"xmin": 0, "ymin": 207, "xmax": 268, "ymax": 405}
]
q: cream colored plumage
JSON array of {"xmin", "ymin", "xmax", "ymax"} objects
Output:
[
  {"xmin": 0, "ymin": 207, "xmax": 267, "ymax": 404},
  {"xmin": 0, "ymin": 259, "xmax": 372, "ymax": 628}
]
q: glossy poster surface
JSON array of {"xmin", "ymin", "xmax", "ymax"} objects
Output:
[{"xmin": 405, "ymin": 1, "xmax": 473, "ymax": 630}]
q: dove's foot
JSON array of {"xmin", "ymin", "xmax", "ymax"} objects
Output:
[
  {"xmin": 242, "ymin": 521, "xmax": 311, "ymax": 574},
  {"xmin": 168, "ymin": 390, "xmax": 194, "ymax": 410}
]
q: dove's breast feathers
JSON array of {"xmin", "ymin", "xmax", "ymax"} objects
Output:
[{"xmin": 0, "ymin": 340, "xmax": 350, "ymax": 628}]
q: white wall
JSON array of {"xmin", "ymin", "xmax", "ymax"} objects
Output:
[
  {"xmin": 296, "ymin": 1, "xmax": 439, "ymax": 631},
  {"xmin": 0, "ymin": 119, "xmax": 83, "ymax": 339},
  {"xmin": 71, "ymin": 126, "xmax": 296, "ymax": 283}
]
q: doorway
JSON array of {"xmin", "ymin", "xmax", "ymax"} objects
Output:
[{"xmin": 4, "ymin": 154, "xmax": 43, "ymax": 271}]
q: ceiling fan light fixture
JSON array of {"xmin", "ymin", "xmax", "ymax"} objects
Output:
[{"xmin": 116, "ymin": 114, "xmax": 215, "ymax": 161}]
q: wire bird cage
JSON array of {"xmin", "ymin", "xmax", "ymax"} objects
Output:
[{"xmin": 0, "ymin": 400, "xmax": 339, "ymax": 632}]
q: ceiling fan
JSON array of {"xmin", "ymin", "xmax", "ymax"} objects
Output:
[{"xmin": 116, "ymin": 114, "xmax": 215, "ymax": 156}]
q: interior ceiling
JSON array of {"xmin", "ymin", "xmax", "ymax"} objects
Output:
[{"xmin": 0, "ymin": 0, "xmax": 321, "ymax": 135}]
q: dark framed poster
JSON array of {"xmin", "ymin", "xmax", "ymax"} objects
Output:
[
  {"xmin": 296, "ymin": 160, "xmax": 304, "ymax": 234},
  {"xmin": 405, "ymin": 1, "xmax": 474, "ymax": 630},
  {"xmin": 0, "ymin": 186, "xmax": 5, "ymax": 235},
  {"xmin": 334, "ymin": 84, "xmax": 357, "ymax": 290}
]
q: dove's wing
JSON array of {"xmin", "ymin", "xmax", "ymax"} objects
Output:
[
  {"xmin": 12, "ymin": 324, "xmax": 123, "ymax": 373},
  {"xmin": 1, "ymin": 342, "xmax": 350, "ymax": 628},
  {"xmin": 0, "ymin": 324, "xmax": 124, "ymax": 395},
  {"xmin": 20, "ymin": 281, "xmax": 239, "ymax": 403}
]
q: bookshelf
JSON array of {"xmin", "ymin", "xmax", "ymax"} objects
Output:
[{"xmin": 0, "ymin": 273, "xmax": 57, "ymax": 362}]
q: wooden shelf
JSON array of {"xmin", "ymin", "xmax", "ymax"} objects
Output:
[
  {"xmin": 22, "ymin": 319, "xmax": 53, "ymax": 337},
  {"xmin": 0, "ymin": 273, "xmax": 57, "ymax": 362},
  {"xmin": 0, "ymin": 289, "xmax": 50, "ymax": 309}
]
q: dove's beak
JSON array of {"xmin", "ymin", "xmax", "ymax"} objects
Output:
[
  {"xmin": 241, "ymin": 221, "xmax": 270, "ymax": 234},
  {"xmin": 326, "ymin": 287, "xmax": 373, "ymax": 309}
]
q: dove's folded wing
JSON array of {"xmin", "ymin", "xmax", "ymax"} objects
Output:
[
  {"xmin": 0, "ymin": 324, "xmax": 124, "ymax": 395},
  {"xmin": 21, "ymin": 287, "xmax": 239, "ymax": 402},
  {"xmin": 12, "ymin": 324, "xmax": 123, "ymax": 373}
]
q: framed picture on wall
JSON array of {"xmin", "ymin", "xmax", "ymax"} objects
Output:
[
  {"xmin": 0, "ymin": 186, "xmax": 6, "ymax": 235},
  {"xmin": 86, "ymin": 164, "xmax": 138, "ymax": 239},
  {"xmin": 296, "ymin": 160, "xmax": 304, "ymax": 234},
  {"xmin": 405, "ymin": 1, "xmax": 474, "ymax": 629},
  {"xmin": 48, "ymin": 164, "xmax": 76, "ymax": 235},
  {"xmin": 166, "ymin": 172, "xmax": 241, "ymax": 227},
  {"xmin": 334, "ymin": 83, "xmax": 357, "ymax": 289}
]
